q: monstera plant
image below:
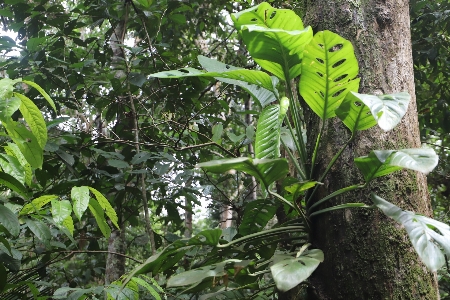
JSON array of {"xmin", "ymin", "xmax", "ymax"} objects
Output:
[{"xmin": 119, "ymin": 2, "xmax": 442, "ymax": 298}]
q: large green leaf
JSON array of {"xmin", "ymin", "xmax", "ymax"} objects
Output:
[
  {"xmin": 20, "ymin": 195, "xmax": 58, "ymax": 215},
  {"xmin": 0, "ymin": 204, "xmax": 20, "ymax": 236},
  {"xmin": 300, "ymin": 30, "xmax": 360, "ymax": 119},
  {"xmin": 338, "ymin": 92, "xmax": 410, "ymax": 132},
  {"xmin": 270, "ymin": 249, "xmax": 324, "ymax": 292},
  {"xmin": 355, "ymin": 148, "xmax": 438, "ymax": 182},
  {"xmin": 167, "ymin": 261, "xmax": 228, "ymax": 288},
  {"xmin": 372, "ymin": 194, "xmax": 450, "ymax": 272},
  {"xmin": 3, "ymin": 120, "xmax": 43, "ymax": 169},
  {"xmin": 232, "ymin": 2, "xmax": 313, "ymax": 81},
  {"xmin": 0, "ymin": 96, "xmax": 20, "ymax": 121},
  {"xmin": 51, "ymin": 200, "xmax": 72, "ymax": 224},
  {"xmin": 88, "ymin": 198, "xmax": 111, "ymax": 238},
  {"xmin": 25, "ymin": 218, "xmax": 51, "ymax": 247},
  {"xmin": 150, "ymin": 67, "xmax": 275, "ymax": 93},
  {"xmin": 15, "ymin": 93, "xmax": 47, "ymax": 148},
  {"xmin": 88, "ymin": 187, "xmax": 119, "ymax": 229},
  {"xmin": 239, "ymin": 199, "xmax": 278, "ymax": 236},
  {"xmin": 5, "ymin": 143, "xmax": 32, "ymax": 186},
  {"xmin": 0, "ymin": 78, "xmax": 22, "ymax": 99},
  {"xmin": 197, "ymin": 157, "xmax": 289, "ymax": 189},
  {"xmin": 71, "ymin": 186, "xmax": 89, "ymax": 221},
  {"xmin": 198, "ymin": 55, "xmax": 278, "ymax": 107}
]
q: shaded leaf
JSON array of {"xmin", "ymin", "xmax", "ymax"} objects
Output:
[
  {"xmin": 0, "ymin": 171, "xmax": 28, "ymax": 198},
  {"xmin": 0, "ymin": 96, "xmax": 20, "ymax": 121},
  {"xmin": 270, "ymin": 249, "xmax": 323, "ymax": 292},
  {"xmin": 88, "ymin": 187, "xmax": 119, "ymax": 229},
  {"xmin": 0, "ymin": 204, "xmax": 20, "ymax": 236},
  {"xmin": 239, "ymin": 199, "xmax": 278, "ymax": 236},
  {"xmin": 372, "ymin": 194, "xmax": 450, "ymax": 272},
  {"xmin": 22, "ymin": 80, "xmax": 57, "ymax": 112},
  {"xmin": 89, "ymin": 198, "xmax": 111, "ymax": 238},
  {"xmin": 25, "ymin": 218, "xmax": 51, "ymax": 247}
]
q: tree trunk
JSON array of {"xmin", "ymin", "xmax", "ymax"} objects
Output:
[{"xmin": 300, "ymin": 0, "xmax": 439, "ymax": 299}]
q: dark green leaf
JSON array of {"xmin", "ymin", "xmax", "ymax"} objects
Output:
[{"xmin": 0, "ymin": 204, "xmax": 20, "ymax": 236}]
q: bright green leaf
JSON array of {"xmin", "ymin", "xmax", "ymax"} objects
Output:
[
  {"xmin": 335, "ymin": 92, "xmax": 377, "ymax": 132},
  {"xmin": 0, "ymin": 154, "xmax": 26, "ymax": 185},
  {"xmin": 15, "ymin": 93, "xmax": 47, "ymax": 148},
  {"xmin": 232, "ymin": 3, "xmax": 313, "ymax": 81},
  {"xmin": 211, "ymin": 123, "xmax": 223, "ymax": 143},
  {"xmin": 22, "ymin": 80, "xmax": 57, "ymax": 112},
  {"xmin": 130, "ymin": 277, "xmax": 161, "ymax": 300},
  {"xmin": 0, "ymin": 96, "xmax": 20, "ymax": 121},
  {"xmin": 5, "ymin": 143, "xmax": 32, "ymax": 186},
  {"xmin": 300, "ymin": 30, "xmax": 360, "ymax": 119},
  {"xmin": 20, "ymin": 195, "xmax": 58, "ymax": 215},
  {"xmin": 355, "ymin": 148, "xmax": 439, "ymax": 182},
  {"xmin": 71, "ymin": 186, "xmax": 89, "ymax": 221},
  {"xmin": 51, "ymin": 200, "xmax": 72, "ymax": 224},
  {"xmin": 0, "ymin": 78, "xmax": 22, "ymax": 99},
  {"xmin": 62, "ymin": 216, "xmax": 74, "ymax": 236},
  {"xmin": 255, "ymin": 105, "xmax": 281, "ymax": 159},
  {"xmin": 0, "ymin": 204, "xmax": 20, "ymax": 236},
  {"xmin": 88, "ymin": 187, "xmax": 119, "ymax": 229}
]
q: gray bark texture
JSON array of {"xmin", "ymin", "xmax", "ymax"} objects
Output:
[{"xmin": 296, "ymin": 0, "xmax": 439, "ymax": 299}]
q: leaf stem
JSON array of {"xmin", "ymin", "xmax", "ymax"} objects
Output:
[
  {"xmin": 307, "ymin": 184, "xmax": 365, "ymax": 214},
  {"xmin": 309, "ymin": 203, "xmax": 375, "ymax": 218},
  {"xmin": 269, "ymin": 190, "xmax": 311, "ymax": 231}
]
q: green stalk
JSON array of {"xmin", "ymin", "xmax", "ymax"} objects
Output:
[
  {"xmin": 307, "ymin": 184, "xmax": 364, "ymax": 214},
  {"xmin": 309, "ymin": 203, "xmax": 375, "ymax": 218},
  {"xmin": 269, "ymin": 190, "xmax": 311, "ymax": 231},
  {"xmin": 281, "ymin": 136, "xmax": 307, "ymax": 180},
  {"xmin": 217, "ymin": 226, "xmax": 305, "ymax": 248}
]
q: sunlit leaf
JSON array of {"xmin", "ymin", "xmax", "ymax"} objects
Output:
[
  {"xmin": 20, "ymin": 195, "xmax": 58, "ymax": 215},
  {"xmin": 51, "ymin": 200, "xmax": 72, "ymax": 224},
  {"xmin": 15, "ymin": 93, "xmax": 47, "ymax": 148},
  {"xmin": 22, "ymin": 80, "xmax": 57, "ymax": 112},
  {"xmin": 0, "ymin": 171, "xmax": 28, "ymax": 198},
  {"xmin": 0, "ymin": 96, "xmax": 20, "ymax": 121},
  {"xmin": 232, "ymin": 2, "xmax": 313, "ymax": 81},
  {"xmin": 5, "ymin": 143, "xmax": 32, "ymax": 186},
  {"xmin": 71, "ymin": 186, "xmax": 89, "ymax": 221},
  {"xmin": 300, "ymin": 30, "xmax": 360, "ymax": 119},
  {"xmin": 335, "ymin": 92, "xmax": 377, "ymax": 132}
]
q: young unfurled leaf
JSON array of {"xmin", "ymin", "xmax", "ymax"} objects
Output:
[
  {"xmin": 300, "ymin": 30, "xmax": 360, "ymax": 120},
  {"xmin": 372, "ymin": 194, "xmax": 450, "ymax": 272},
  {"xmin": 355, "ymin": 148, "xmax": 438, "ymax": 182}
]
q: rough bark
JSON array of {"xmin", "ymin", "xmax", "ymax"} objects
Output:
[{"xmin": 298, "ymin": 0, "xmax": 439, "ymax": 299}]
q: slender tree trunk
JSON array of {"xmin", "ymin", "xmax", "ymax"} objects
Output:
[{"xmin": 298, "ymin": 0, "xmax": 439, "ymax": 299}]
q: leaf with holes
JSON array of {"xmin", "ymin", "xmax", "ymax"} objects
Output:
[
  {"xmin": 343, "ymin": 92, "xmax": 410, "ymax": 132},
  {"xmin": 270, "ymin": 249, "xmax": 324, "ymax": 292},
  {"xmin": 198, "ymin": 55, "xmax": 278, "ymax": 107},
  {"xmin": 372, "ymin": 194, "xmax": 450, "ymax": 272},
  {"xmin": 150, "ymin": 67, "xmax": 275, "ymax": 93},
  {"xmin": 335, "ymin": 92, "xmax": 377, "ymax": 132},
  {"xmin": 232, "ymin": 3, "xmax": 313, "ymax": 81},
  {"xmin": 355, "ymin": 148, "xmax": 438, "ymax": 183},
  {"xmin": 197, "ymin": 157, "xmax": 289, "ymax": 190},
  {"xmin": 300, "ymin": 30, "xmax": 360, "ymax": 120}
]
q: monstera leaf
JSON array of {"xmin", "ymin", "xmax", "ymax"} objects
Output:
[
  {"xmin": 337, "ymin": 92, "xmax": 410, "ymax": 132},
  {"xmin": 198, "ymin": 55, "xmax": 278, "ymax": 107},
  {"xmin": 150, "ymin": 67, "xmax": 276, "ymax": 93},
  {"xmin": 197, "ymin": 157, "xmax": 289, "ymax": 189},
  {"xmin": 232, "ymin": 2, "xmax": 313, "ymax": 81},
  {"xmin": 372, "ymin": 194, "xmax": 450, "ymax": 272},
  {"xmin": 355, "ymin": 148, "xmax": 438, "ymax": 182},
  {"xmin": 270, "ymin": 248, "xmax": 324, "ymax": 292},
  {"xmin": 300, "ymin": 30, "xmax": 360, "ymax": 120}
]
